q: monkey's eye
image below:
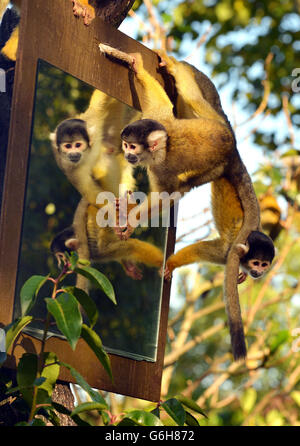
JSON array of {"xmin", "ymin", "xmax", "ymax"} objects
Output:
[
  {"xmin": 262, "ymin": 262, "xmax": 268, "ymax": 267},
  {"xmin": 75, "ymin": 142, "xmax": 82, "ymax": 148},
  {"xmin": 129, "ymin": 144, "xmax": 136, "ymax": 150},
  {"xmin": 64, "ymin": 143, "xmax": 72, "ymax": 149},
  {"xmin": 123, "ymin": 142, "xmax": 128, "ymax": 148},
  {"xmin": 253, "ymin": 261, "xmax": 260, "ymax": 266}
]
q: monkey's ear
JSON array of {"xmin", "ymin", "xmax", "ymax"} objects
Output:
[
  {"xmin": 147, "ymin": 130, "xmax": 168, "ymax": 152},
  {"xmin": 65, "ymin": 238, "xmax": 79, "ymax": 251},
  {"xmin": 235, "ymin": 243, "xmax": 249, "ymax": 257},
  {"xmin": 49, "ymin": 132, "xmax": 56, "ymax": 144}
]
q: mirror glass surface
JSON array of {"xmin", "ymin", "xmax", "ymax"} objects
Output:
[{"xmin": 13, "ymin": 60, "xmax": 167, "ymax": 362}]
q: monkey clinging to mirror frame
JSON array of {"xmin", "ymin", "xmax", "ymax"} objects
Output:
[
  {"xmin": 50, "ymin": 88, "xmax": 164, "ymax": 290},
  {"xmin": 98, "ymin": 44, "xmax": 276, "ymax": 361}
]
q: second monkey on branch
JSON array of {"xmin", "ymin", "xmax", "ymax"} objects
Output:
[{"xmin": 98, "ymin": 44, "xmax": 275, "ymax": 361}]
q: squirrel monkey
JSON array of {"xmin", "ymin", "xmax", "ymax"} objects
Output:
[
  {"xmin": 98, "ymin": 44, "xmax": 275, "ymax": 360},
  {"xmin": 51, "ymin": 89, "xmax": 138, "ymax": 206},
  {"xmin": 259, "ymin": 192, "xmax": 283, "ymax": 241},
  {"xmin": 51, "ymin": 198, "xmax": 164, "ymax": 291},
  {"xmin": 165, "ymin": 178, "xmax": 275, "ymax": 283},
  {"xmin": 51, "ymin": 89, "xmax": 163, "ymax": 289}
]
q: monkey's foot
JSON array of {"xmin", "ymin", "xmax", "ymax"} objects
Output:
[
  {"xmin": 163, "ymin": 263, "xmax": 173, "ymax": 281},
  {"xmin": 237, "ymin": 271, "xmax": 248, "ymax": 284},
  {"xmin": 122, "ymin": 261, "xmax": 143, "ymax": 280},
  {"xmin": 71, "ymin": 0, "xmax": 95, "ymax": 26},
  {"xmin": 99, "ymin": 43, "xmax": 137, "ymax": 70}
]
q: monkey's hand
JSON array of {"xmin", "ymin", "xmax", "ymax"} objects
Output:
[
  {"xmin": 71, "ymin": 0, "xmax": 95, "ymax": 25},
  {"xmin": 237, "ymin": 271, "xmax": 248, "ymax": 284},
  {"xmin": 162, "ymin": 262, "xmax": 174, "ymax": 281},
  {"xmin": 114, "ymin": 194, "xmax": 136, "ymax": 240},
  {"xmin": 55, "ymin": 252, "xmax": 68, "ymax": 269},
  {"xmin": 122, "ymin": 260, "xmax": 143, "ymax": 280},
  {"xmin": 154, "ymin": 49, "xmax": 178, "ymax": 76}
]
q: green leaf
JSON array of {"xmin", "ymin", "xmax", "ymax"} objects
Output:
[
  {"xmin": 71, "ymin": 401, "xmax": 107, "ymax": 417},
  {"xmin": 61, "ymin": 362, "xmax": 108, "ymax": 408},
  {"xmin": 151, "ymin": 406, "xmax": 160, "ymax": 418},
  {"xmin": 51, "ymin": 402, "xmax": 71, "ymax": 416},
  {"xmin": 17, "ymin": 353, "xmax": 38, "ymax": 408},
  {"xmin": 33, "ymin": 377, "xmax": 46, "ymax": 386},
  {"xmin": 74, "ymin": 266, "xmax": 116, "ymax": 305},
  {"xmin": 31, "ymin": 418, "xmax": 46, "ymax": 426},
  {"xmin": 39, "ymin": 352, "xmax": 60, "ymax": 397},
  {"xmin": 241, "ymin": 388, "xmax": 257, "ymax": 414},
  {"xmin": 185, "ymin": 411, "xmax": 200, "ymax": 426},
  {"xmin": 68, "ymin": 251, "xmax": 79, "ymax": 270},
  {"xmin": 118, "ymin": 410, "xmax": 163, "ymax": 426},
  {"xmin": 117, "ymin": 418, "xmax": 137, "ymax": 426},
  {"xmin": 268, "ymin": 330, "xmax": 290, "ymax": 354},
  {"xmin": 81, "ymin": 324, "xmax": 112, "ymax": 381},
  {"xmin": 45, "ymin": 293, "xmax": 82, "ymax": 350},
  {"xmin": 5, "ymin": 316, "xmax": 33, "ymax": 352},
  {"xmin": 175, "ymin": 394, "xmax": 207, "ymax": 418},
  {"xmin": 162, "ymin": 398, "xmax": 186, "ymax": 426},
  {"xmin": 66, "ymin": 286, "xmax": 99, "ymax": 328},
  {"xmin": 20, "ymin": 275, "xmax": 49, "ymax": 316},
  {"xmin": 291, "ymin": 391, "xmax": 300, "ymax": 407}
]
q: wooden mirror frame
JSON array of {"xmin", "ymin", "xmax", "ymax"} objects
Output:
[{"xmin": 0, "ymin": 0, "xmax": 176, "ymax": 402}]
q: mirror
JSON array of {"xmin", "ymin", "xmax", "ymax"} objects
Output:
[{"xmin": 14, "ymin": 60, "xmax": 168, "ymax": 362}]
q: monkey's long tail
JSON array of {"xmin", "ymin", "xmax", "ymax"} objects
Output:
[
  {"xmin": 225, "ymin": 158, "xmax": 261, "ymax": 361},
  {"xmin": 224, "ymin": 248, "xmax": 247, "ymax": 360}
]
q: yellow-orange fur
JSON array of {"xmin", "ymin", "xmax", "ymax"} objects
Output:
[{"xmin": 166, "ymin": 178, "xmax": 244, "ymax": 274}]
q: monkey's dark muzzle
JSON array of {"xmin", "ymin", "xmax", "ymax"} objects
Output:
[
  {"xmin": 68, "ymin": 153, "xmax": 82, "ymax": 163},
  {"xmin": 126, "ymin": 154, "xmax": 138, "ymax": 164},
  {"xmin": 250, "ymin": 270, "xmax": 261, "ymax": 278}
]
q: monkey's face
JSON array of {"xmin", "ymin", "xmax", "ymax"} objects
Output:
[
  {"xmin": 58, "ymin": 135, "xmax": 90, "ymax": 167},
  {"xmin": 122, "ymin": 139, "xmax": 146, "ymax": 165},
  {"xmin": 121, "ymin": 120, "xmax": 168, "ymax": 166},
  {"xmin": 240, "ymin": 258, "xmax": 271, "ymax": 279}
]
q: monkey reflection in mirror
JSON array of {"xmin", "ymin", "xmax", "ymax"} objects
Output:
[{"xmin": 50, "ymin": 89, "xmax": 164, "ymax": 292}]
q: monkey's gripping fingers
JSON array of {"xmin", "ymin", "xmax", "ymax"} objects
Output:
[
  {"xmin": 55, "ymin": 252, "xmax": 68, "ymax": 269},
  {"xmin": 70, "ymin": 0, "xmax": 95, "ymax": 25},
  {"xmin": 99, "ymin": 44, "xmax": 137, "ymax": 71},
  {"xmin": 237, "ymin": 271, "xmax": 248, "ymax": 285},
  {"xmin": 114, "ymin": 224, "xmax": 134, "ymax": 241},
  {"xmin": 162, "ymin": 262, "xmax": 174, "ymax": 281},
  {"xmin": 153, "ymin": 49, "xmax": 177, "ymax": 75},
  {"xmin": 122, "ymin": 260, "xmax": 143, "ymax": 280}
]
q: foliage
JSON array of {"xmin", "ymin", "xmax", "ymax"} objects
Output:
[
  {"xmin": 0, "ymin": 252, "xmax": 114, "ymax": 425},
  {"xmin": 0, "ymin": 252, "xmax": 207, "ymax": 426}
]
